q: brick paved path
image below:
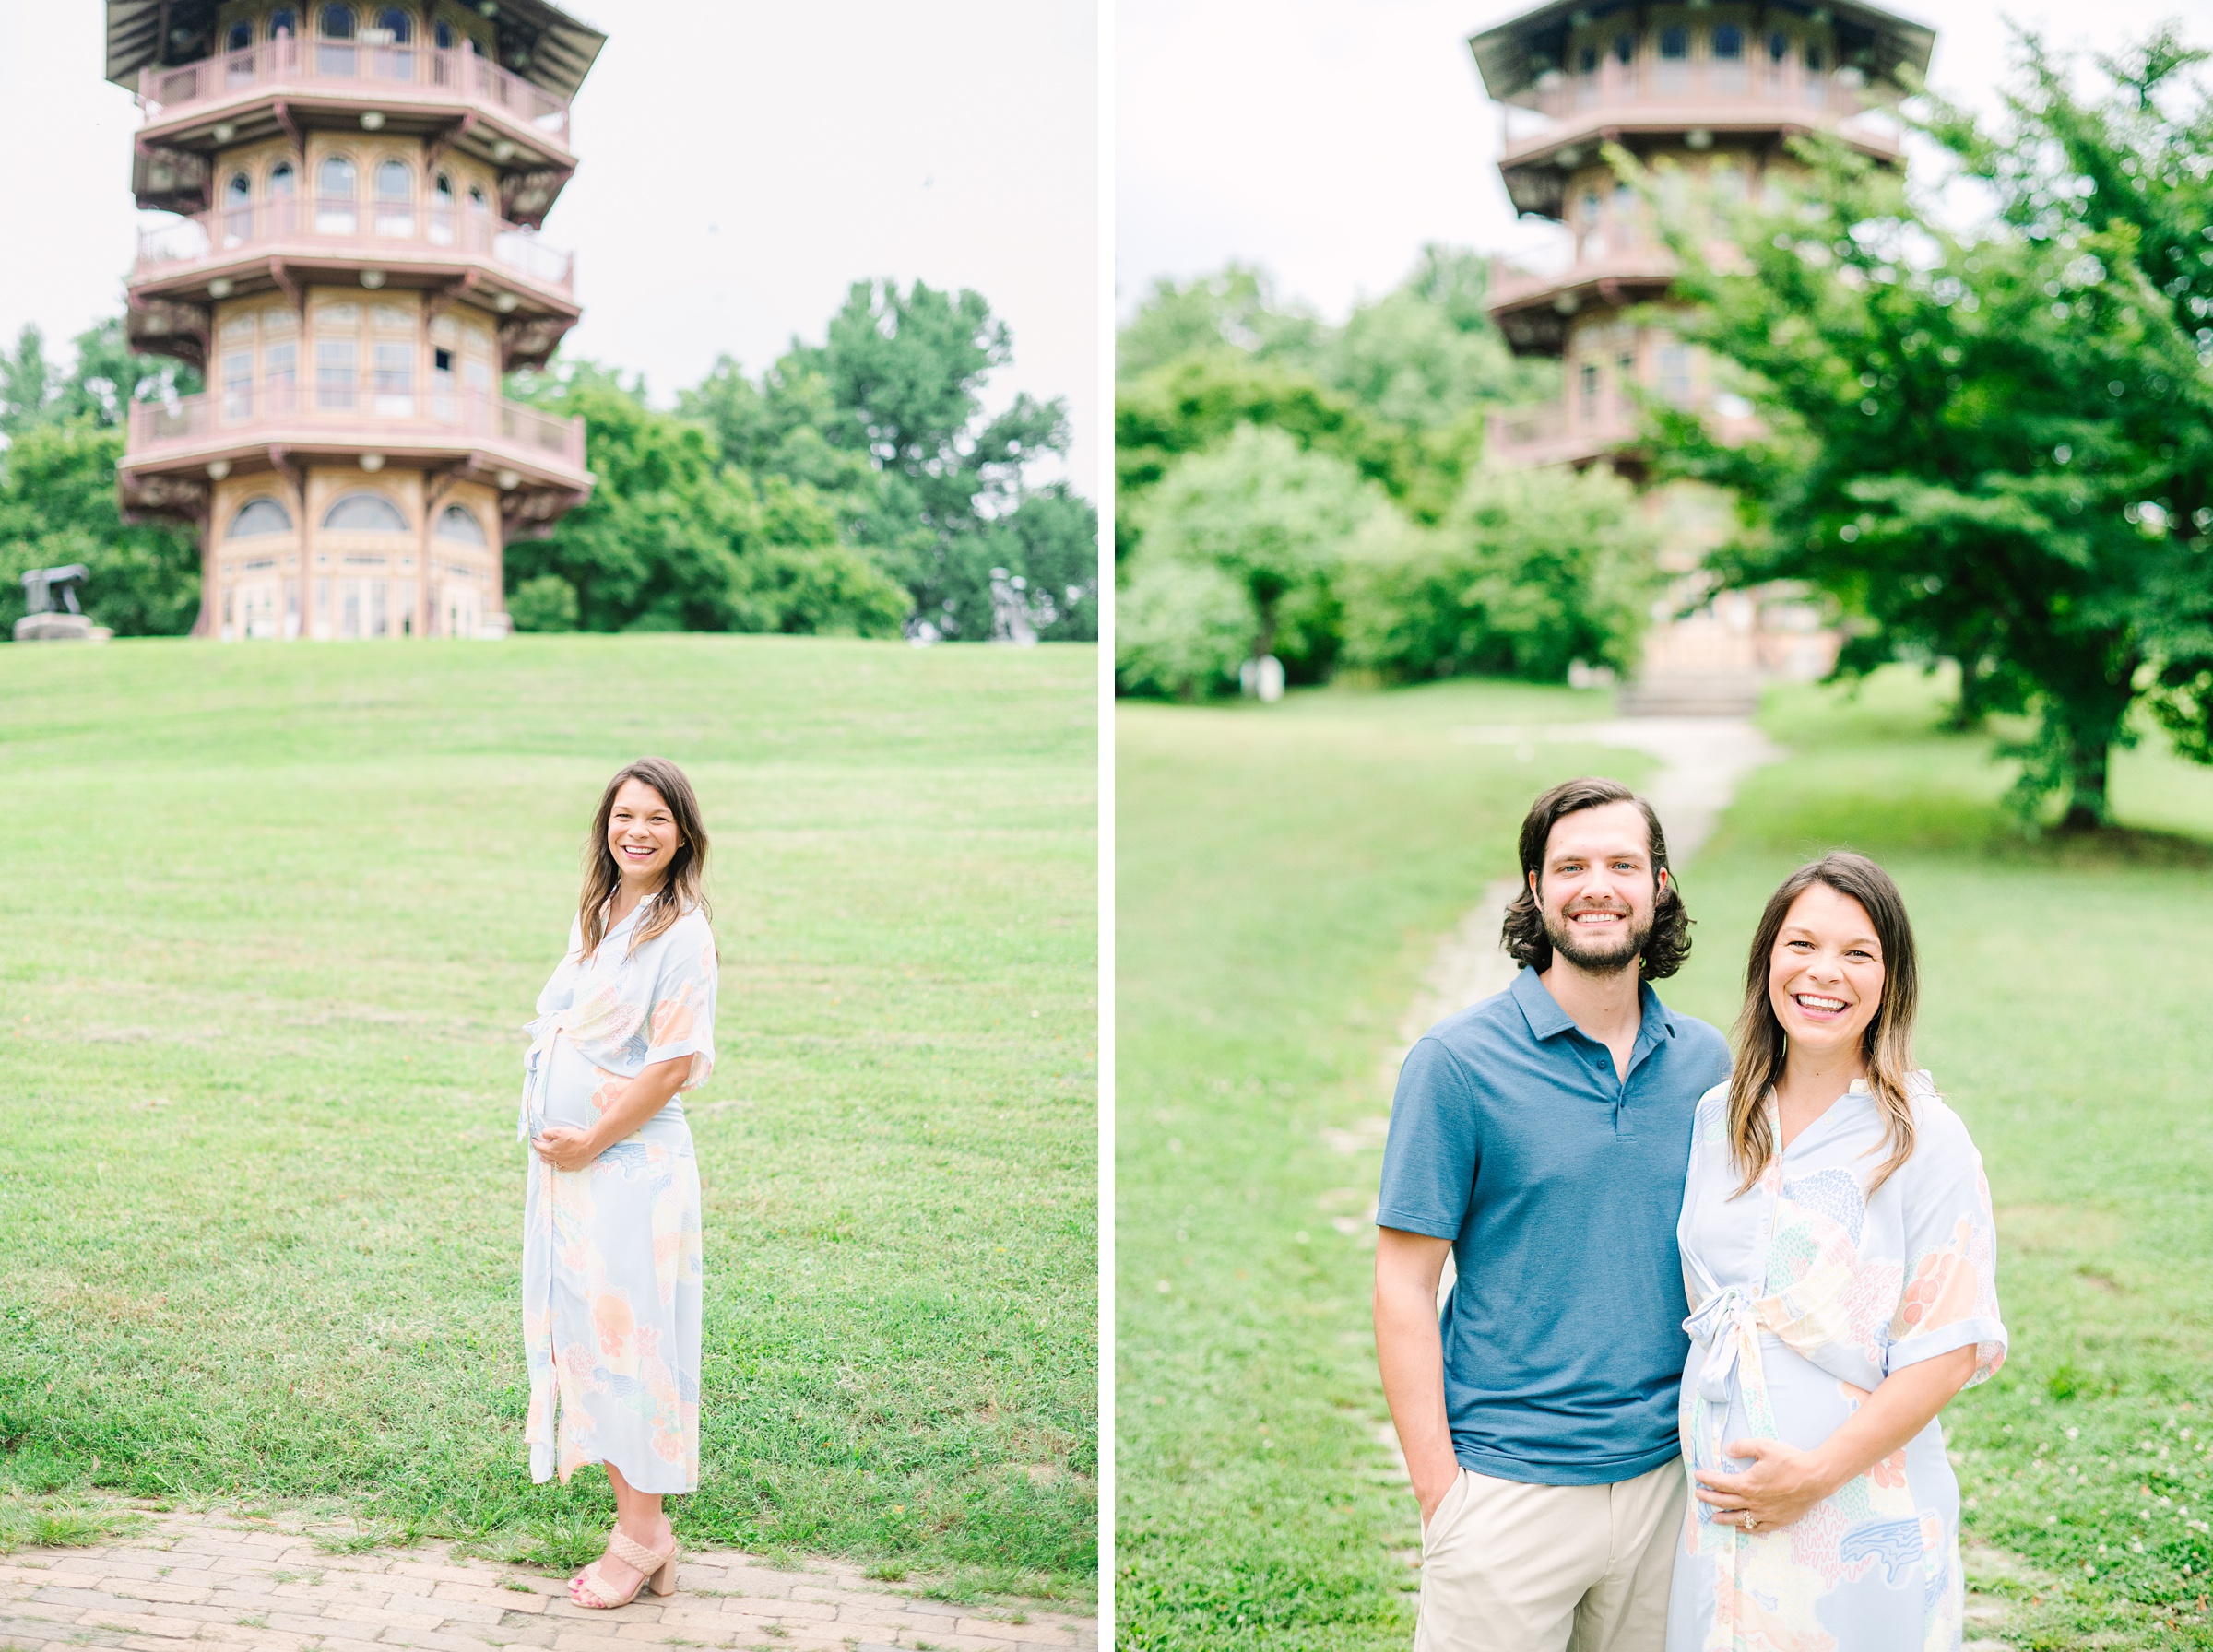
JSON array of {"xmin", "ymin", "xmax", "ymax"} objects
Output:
[{"xmin": 0, "ymin": 1512, "xmax": 1095, "ymax": 1652}]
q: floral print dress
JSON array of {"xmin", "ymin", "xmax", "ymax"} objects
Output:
[
  {"xmin": 517, "ymin": 900, "xmax": 716, "ymax": 1494},
  {"xmin": 1668, "ymin": 1076, "xmax": 2006, "ymax": 1652}
]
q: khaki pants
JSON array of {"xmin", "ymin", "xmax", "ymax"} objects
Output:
[{"xmin": 1414, "ymin": 1457, "xmax": 1686, "ymax": 1652}]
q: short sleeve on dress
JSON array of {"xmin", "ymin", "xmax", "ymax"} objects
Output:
[
  {"xmin": 1885, "ymin": 1096, "xmax": 2006, "ymax": 1386},
  {"xmin": 642, "ymin": 910, "xmax": 717, "ymax": 1092}
]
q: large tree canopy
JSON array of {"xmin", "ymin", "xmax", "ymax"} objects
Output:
[
  {"xmin": 1644, "ymin": 27, "xmax": 2213, "ymax": 826},
  {"xmin": 669, "ymin": 278, "xmax": 1097, "ymax": 643}
]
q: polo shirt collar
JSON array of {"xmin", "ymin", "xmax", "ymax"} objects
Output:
[{"xmin": 1510, "ymin": 966, "xmax": 1680, "ymax": 1047}]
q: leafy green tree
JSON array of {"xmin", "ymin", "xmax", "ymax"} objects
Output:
[
  {"xmin": 3, "ymin": 319, "xmax": 198, "ymax": 435},
  {"xmin": 503, "ymin": 365, "xmax": 909, "ymax": 637},
  {"xmin": 1114, "ymin": 248, "xmax": 1544, "ymax": 572},
  {"xmin": 1340, "ymin": 464, "xmax": 1661, "ymax": 683},
  {"xmin": 1642, "ymin": 30, "xmax": 2213, "ymax": 826},
  {"xmin": 678, "ymin": 283, "xmax": 1097, "ymax": 643},
  {"xmin": 1126, "ymin": 423, "xmax": 1381, "ymax": 684},
  {"xmin": 1113, "ymin": 353, "xmax": 1373, "ymax": 563},
  {"xmin": 1115, "ymin": 264, "xmax": 1324, "ymax": 382},
  {"xmin": 674, "ymin": 352, "xmax": 879, "ymax": 511}
]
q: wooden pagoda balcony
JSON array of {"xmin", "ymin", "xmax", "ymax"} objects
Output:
[
  {"xmin": 1494, "ymin": 62, "xmax": 1903, "ymax": 218},
  {"xmin": 137, "ymin": 37, "xmax": 571, "ymax": 144},
  {"xmin": 134, "ymin": 199, "xmax": 575, "ymax": 293},
  {"xmin": 122, "ymin": 381, "xmax": 589, "ymax": 491},
  {"xmin": 130, "ymin": 38, "xmax": 576, "ymax": 222}
]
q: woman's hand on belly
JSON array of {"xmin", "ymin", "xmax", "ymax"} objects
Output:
[
  {"xmin": 531, "ymin": 1126, "xmax": 601, "ymax": 1172},
  {"xmin": 531, "ymin": 1056, "xmax": 693, "ymax": 1171},
  {"xmin": 1694, "ymin": 1437, "xmax": 1840, "ymax": 1532}
]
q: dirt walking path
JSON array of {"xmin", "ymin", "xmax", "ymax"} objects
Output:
[{"xmin": 0, "ymin": 1510, "xmax": 1095, "ymax": 1652}]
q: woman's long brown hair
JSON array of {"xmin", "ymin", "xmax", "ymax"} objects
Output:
[
  {"xmin": 1726, "ymin": 851, "xmax": 1921, "ymax": 1196},
  {"xmin": 577, "ymin": 757, "xmax": 711, "ymax": 958}
]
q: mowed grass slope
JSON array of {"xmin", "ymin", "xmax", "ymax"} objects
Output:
[
  {"xmin": 1118, "ymin": 669, "xmax": 2213, "ymax": 1650},
  {"xmin": 0, "ymin": 635, "xmax": 1096, "ymax": 1599},
  {"xmin": 1116, "ymin": 682, "xmax": 1649, "ymax": 1650}
]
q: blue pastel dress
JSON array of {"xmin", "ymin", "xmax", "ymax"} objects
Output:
[
  {"xmin": 1668, "ymin": 1077, "xmax": 2006, "ymax": 1652},
  {"xmin": 517, "ymin": 899, "xmax": 716, "ymax": 1493}
]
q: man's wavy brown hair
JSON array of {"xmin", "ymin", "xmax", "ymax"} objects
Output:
[{"xmin": 1499, "ymin": 776, "xmax": 1691, "ymax": 980}]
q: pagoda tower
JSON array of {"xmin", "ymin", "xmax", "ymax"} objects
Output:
[
  {"xmin": 1468, "ymin": 0, "xmax": 1934, "ymax": 702},
  {"xmin": 103, "ymin": 0, "xmax": 603, "ymax": 641}
]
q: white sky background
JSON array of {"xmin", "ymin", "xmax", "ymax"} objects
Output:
[
  {"xmin": 0, "ymin": 1, "xmax": 1101, "ymax": 495},
  {"xmin": 1118, "ymin": 0, "xmax": 2213, "ymax": 325}
]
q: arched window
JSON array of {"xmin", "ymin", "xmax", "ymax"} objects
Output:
[
  {"xmin": 376, "ymin": 7, "xmax": 413, "ymax": 41},
  {"xmin": 1768, "ymin": 31, "xmax": 1792, "ymax": 64},
  {"xmin": 373, "ymin": 158, "xmax": 413, "ymax": 235},
  {"xmin": 266, "ymin": 160, "xmax": 296, "ymax": 233},
  {"xmin": 221, "ymin": 172, "xmax": 253, "ymax": 244},
  {"xmin": 1659, "ymin": 26, "xmax": 1689, "ymax": 60},
  {"xmin": 429, "ymin": 171, "xmax": 456, "ymax": 244},
  {"xmin": 1805, "ymin": 41, "xmax": 1826, "ymax": 72},
  {"xmin": 317, "ymin": 154, "xmax": 358, "ymax": 231},
  {"xmin": 269, "ymin": 7, "xmax": 298, "ymax": 38},
  {"xmin": 320, "ymin": 5, "xmax": 355, "ymax": 38},
  {"xmin": 1712, "ymin": 24, "xmax": 1744, "ymax": 60},
  {"xmin": 1613, "ymin": 30, "xmax": 1634, "ymax": 65},
  {"xmin": 433, "ymin": 18, "xmax": 454, "ymax": 48},
  {"xmin": 322, "ymin": 492, "xmax": 409, "ymax": 531},
  {"xmin": 434, "ymin": 504, "xmax": 488, "ymax": 544},
  {"xmin": 227, "ymin": 20, "xmax": 253, "ymax": 52},
  {"xmin": 229, "ymin": 498, "xmax": 295, "ymax": 537}
]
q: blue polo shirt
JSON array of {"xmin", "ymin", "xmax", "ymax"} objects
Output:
[{"xmin": 1377, "ymin": 966, "xmax": 1731, "ymax": 1486}]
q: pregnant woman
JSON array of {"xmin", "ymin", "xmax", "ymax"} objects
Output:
[
  {"xmin": 1670, "ymin": 852, "xmax": 2006, "ymax": 1652},
  {"xmin": 518, "ymin": 757, "xmax": 717, "ymax": 1611}
]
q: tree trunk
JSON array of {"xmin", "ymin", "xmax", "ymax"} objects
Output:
[{"xmin": 2059, "ymin": 737, "xmax": 2110, "ymax": 832}]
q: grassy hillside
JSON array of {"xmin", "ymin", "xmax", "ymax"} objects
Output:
[
  {"xmin": 0, "ymin": 634, "xmax": 1097, "ymax": 1601},
  {"xmin": 1116, "ymin": 669, "xmax": 2213, "ymax": 1649}
]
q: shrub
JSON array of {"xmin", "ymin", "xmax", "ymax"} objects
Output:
[
  {"xmin": 1114, "ymin": 557, "xmax": 1254, "ymax": 701},
  {"xmin": 1340, "ymin": 464, "xmax": 1662, "ymax": 683},
  {"xmin": 506, "ymin": 573, "xmax": 580, "ymax": 632}
]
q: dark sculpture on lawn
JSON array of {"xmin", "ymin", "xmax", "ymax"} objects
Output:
[{"xmin": 15, "ymin": 565, "xmax": 104, "ymax": 643}]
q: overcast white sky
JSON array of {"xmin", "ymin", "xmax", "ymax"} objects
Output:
[
  {"xmin": 1118, "ymin": 0, "xmax": 2213, "ymax": 324},
  {"xmin": 0, "ymin": 1, "xmax": 1100, "ymax": 494}
]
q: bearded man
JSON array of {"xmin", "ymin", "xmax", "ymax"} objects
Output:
[{"xmin": 1374, "ymin": 777, "xmax": 1731, "ymax": 1652}]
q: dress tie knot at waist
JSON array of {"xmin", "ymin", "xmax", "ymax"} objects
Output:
[
  {"xmin": 1685, "ymin": 1287, "xmax": 1755, "ymax": 1403},
  {"xmin": 516, "ymin": 1010, "xmax": 571, "ymax": 1142}
]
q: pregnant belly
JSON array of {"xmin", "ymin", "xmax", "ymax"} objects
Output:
[{"xmin": 540, "ymin": 1038, "xmax": 620, "ymax": 1132}]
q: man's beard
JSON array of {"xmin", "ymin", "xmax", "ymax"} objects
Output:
[{"xmin": 1544, "ymin": 903, "xmax": 1653, "ymax": 975}]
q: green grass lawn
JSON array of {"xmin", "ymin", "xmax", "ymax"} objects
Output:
[
  {"xmin": 1115, "ymin": 668, "xmax": 2213, "ymax": 1650},
  {"xmin": 0, "ymin": 634, "xmax": 1096, "ymax": 1602}
]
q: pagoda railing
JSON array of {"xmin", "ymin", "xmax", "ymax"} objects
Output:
[
  {"xmin": 1520, "ymin": 61, "xmax": 1875, "ymax": 124},
  {"xmin": 137, "ymin": 38, "xmax": 570, "ymax": 143},
  {"xmin": 135, "ymin": 198, "xmax": 574, "ymax": 290},
  {"xmin": 126, "ymin": 382, "xmax": 587, "ymax": 475}
]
